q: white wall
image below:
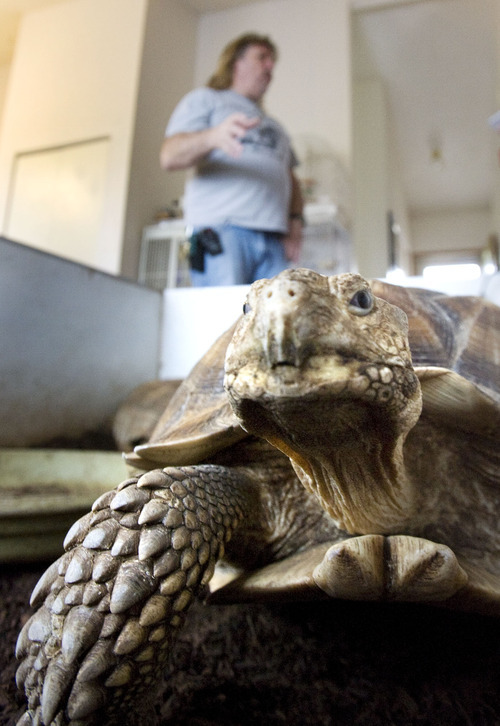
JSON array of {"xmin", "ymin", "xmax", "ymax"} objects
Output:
[
  {"xmin": 351, "ymin": 14, "xmax": 411, "ymax": 279},
  {"xmin": 0, "ymin": 64, "xmax": 8, "ymax": 124},
  {"xmin": 352, "ymin": 77, "xmax": 389, "ymax": 278},
  {"xmin": 410, "ymin": 206, "xmax": 491, "ymax": 259},
  {"xmin": 0, "ymin": 0, "xmax": 149, "ymax": 275},
  {"xmin": 195, "ymin": 0, "xmax": 352, "ymax": 169},
  {"xmin": 387, "ymin": 112, "xmax": 412, "ymax": 272},
  {"xmin": 121, "ymin": 0, "xmax": 198, "ymax": 279},
  {"xmin": 488, "ymin": 0, "xmax": 500, "ymax": 249}
]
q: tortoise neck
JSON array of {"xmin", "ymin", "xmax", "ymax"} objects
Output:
[
  {"xmin": 285, "ymin": 385, "xmax": 423, "ymax": 535},
  {"xmin": 289, "ymin": 434, "xmax": 415, "ymax": 534}
]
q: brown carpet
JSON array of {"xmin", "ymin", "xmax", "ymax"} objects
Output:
[{"xmin": 2, "ymin": 563, "xmax": 499, "ymax": 726}]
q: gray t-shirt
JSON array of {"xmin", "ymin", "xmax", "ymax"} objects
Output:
[{"xmin": 166, "ymin": 88, "xmax": 296, "ymax": 233}]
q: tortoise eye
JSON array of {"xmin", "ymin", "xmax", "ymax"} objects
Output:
[
  {"xmin": 349, "ymin": 289, "xmax": 374, "ymax": 316},
  {"xmin": 243, "ymin": 301, "xmax": 252, "ymax": 315}
]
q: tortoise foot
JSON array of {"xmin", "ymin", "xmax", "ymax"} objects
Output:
[
  {"xmin": 385, "ymin": 535, "xmax": 468, "ymax": 601},
  {"xmin": 313, "ymin": 535, "xmax": 385, "ymax": 600},
  {"xmin": 313, "ymin": 534, "xmax": 468, "ymax": 602}
]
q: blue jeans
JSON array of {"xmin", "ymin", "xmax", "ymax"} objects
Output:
[{"xmin": 189, "ymin": 225, "xmax": 289, "ymax": 286}]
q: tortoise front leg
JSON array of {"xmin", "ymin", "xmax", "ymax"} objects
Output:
[{"xmin": 15, "ymin": 465, "xmax": 251, "ymax": 726}]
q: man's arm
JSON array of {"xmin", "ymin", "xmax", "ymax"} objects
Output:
[{"xmin": 160, "ymin": 112, "xmax": 260, "ymax": 171}]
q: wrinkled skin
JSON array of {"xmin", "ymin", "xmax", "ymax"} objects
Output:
[{"xmin": 15, "ymin": 270, "xmax": 500, "ymax": 725}]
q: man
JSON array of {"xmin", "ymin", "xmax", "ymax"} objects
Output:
[{"xmin": 160, "ymin": 33, "xmax": 304, "ymax": 286}]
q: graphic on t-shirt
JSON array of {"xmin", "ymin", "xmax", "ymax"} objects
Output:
[{"xmin": 242, "ymin": 122, "xmax": 280, "ymax": 153}]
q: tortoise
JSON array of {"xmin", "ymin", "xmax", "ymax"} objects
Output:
[
  {"xmin": 15, "ymin": 269, "xmax": 500, "ymax": 726},
  {"xmin": 112, "ymin": 379, "xmax": 182, "ymax": 453}
]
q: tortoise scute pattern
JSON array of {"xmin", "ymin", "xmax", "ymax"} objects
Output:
[{"xmin": 16, "ymin": 466, "xmax": 247, "ymax": 725}]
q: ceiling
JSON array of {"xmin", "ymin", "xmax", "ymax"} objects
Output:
[
  {"xmin": 0, "ymin": 0, "xmax": 253, "ymax": 64},
  {"xmin": 353, "ymin": 0, "xmax": 498, "ymax": 214},
  {"xmin": 0, "ymin": 0, "xmax": 497, "ymax": 216}
]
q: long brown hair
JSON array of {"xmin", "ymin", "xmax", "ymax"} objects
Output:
[{"xmin": 207, "ymin": 33, "xmax": 277, "ymax": 90}]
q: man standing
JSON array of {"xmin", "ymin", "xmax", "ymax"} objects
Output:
[{"xmin": 160, "ymin": 33, "xmax": 303, "ymax": 286}]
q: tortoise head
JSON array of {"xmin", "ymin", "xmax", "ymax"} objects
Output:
[{"xmin": 224, "ymin": 269, "xmax": 423, "ymax": 533}]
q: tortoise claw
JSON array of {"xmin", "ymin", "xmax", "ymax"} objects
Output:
[
  {"xmin": 313, "ymin": 534, "xmax": 468, "ymax": 602},
  {"xmin": 313, "ymin": 535, "xmax": 385, "ymax": 600},
  {"xmin": 384, "ymin": 534, "xmax": 468, "ymax": 601}
]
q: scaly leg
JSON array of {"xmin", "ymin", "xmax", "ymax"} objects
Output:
[{"xmin": 16, "ymin": 464, "xmax": 254, "ymax": 726}]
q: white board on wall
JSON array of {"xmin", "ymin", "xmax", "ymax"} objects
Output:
[{"xmin": 5, "ymin": 137, "xmax": 109, "ymax": 269}]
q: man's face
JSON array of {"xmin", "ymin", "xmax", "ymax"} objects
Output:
[{"xmin": 231, "ymin": 43, "xmax": 276, "ymax": 102}]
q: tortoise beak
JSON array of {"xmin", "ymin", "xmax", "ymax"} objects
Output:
[{"xmin": 261, "ymin": 275, "xmax": 307, "ymax": 368}]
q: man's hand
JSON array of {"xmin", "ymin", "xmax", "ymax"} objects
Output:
[
  {"xmin": 210, "ymin": 112, "xmax": 260, "ymax": 158},
  {"xmin": 282, "ymin": 217, "xmax": 303, "ymax": 263}
]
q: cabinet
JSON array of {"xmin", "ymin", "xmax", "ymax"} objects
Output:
[{"xmin": 138, "ymin": 221, "xmax": 189, "ymax": 289}]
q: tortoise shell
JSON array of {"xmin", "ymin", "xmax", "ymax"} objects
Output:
[{"xmin": 129, "ymin": 323, "xmax": 244, "ymax": 468}]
